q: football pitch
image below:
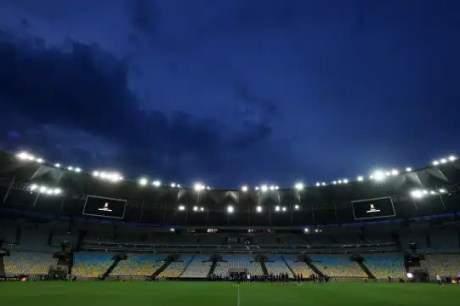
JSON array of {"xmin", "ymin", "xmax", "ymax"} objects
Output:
[{"xmin": 0, "ymin": 281, "xmax": 458, "ymax": 306}]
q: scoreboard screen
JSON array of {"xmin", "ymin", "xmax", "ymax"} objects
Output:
[
  {"xmin": 82, "ymin": 195, "xmax": 127, "ymax": 219},
  {"xmin": 351, "ymin": 197, "xmax": 396, "ymax": 220}
]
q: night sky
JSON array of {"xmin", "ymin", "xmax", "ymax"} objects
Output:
[{"xmin": 0, "ymin": 0, "xmax": 460, "ymax": 188}]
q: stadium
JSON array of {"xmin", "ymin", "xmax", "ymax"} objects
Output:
[{"xmin": 1, "ymin": 149, "xmax": 460, "ymax": 305}]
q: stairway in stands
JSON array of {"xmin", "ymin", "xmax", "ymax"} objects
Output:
[
  {"xmin": 260, "ymin": 260, "xmax": 268, "ymax": 276},
  {"xmin": 101, "ymin": 254, "xmax": 127, "ymax": 280},
  {"xmin": 152, "ymin": 258, "xmax": 173, "ymax": 279},
  {"xmin": 281, "ymin": 256, "xmax": 296, "ymax": 277},
  {"xmin": 178, "ymin": 255, "xmax": 195, "ymax": 277},
  {"xmin": 357, "ymin": 261, "xmax": 376, "ymax": 279},
  {"xmin": 207, "ymin": 258, "xmax": 217, "ymax": 277},
  {"xmin": 305, "ymin": 258, "xmax": 325, "ymax": 278}
]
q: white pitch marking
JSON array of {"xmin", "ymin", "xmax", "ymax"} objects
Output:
[{"xmin": 237, "ymin": 284, "xmax": 241, "ymax": 306}]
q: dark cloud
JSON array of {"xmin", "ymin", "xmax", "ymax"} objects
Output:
[{"xmin": 0, "ymin": 34, "xmax": 284, "ymax": 185}]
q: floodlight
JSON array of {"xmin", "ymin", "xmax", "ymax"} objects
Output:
[
  {"xmin": 448, "ymin": 155, "xmax": 457, "ymax": 162},
  {"xmin": 30, "ymin": 184, "xmax": 38, "ymax": 191},
  {"xmin": 407, "ymin": 272, "xmax": 413, "ymax": 279},
  {"xmin": 53, "ymin": 188, "xmax": 62, "ymax": 195},
  {"xmin": 332, "ymin": 181, "xmax": 337, "ymax": 185},
  {"xmin": 439, "ymin": 188, "xmax": 447, "ymax": 194},
  {"xmin": 36, "ymin": 158, "xmax": 44, "ymax": 163},
  {"xmin": 241, "ymin": 185, "xmax": 249, "ymax": 192},
  {"xmin": 269, "ymin": 185, "xmax": 275, "ymax": 191},
  {"xmin": 171, "ymin": 183, "xmax": 177, "ymax": 188},
  {"xmin": 139, "ymin": 177, "xmax": 148, "ymax": 186},
  {"xmin": 422, "ymin": 190, "xmax": 428, "ymax": 195},
  {"xmin": 75, "ymin": 167, "xmax": 81, "ymax": 173},
  {"xmin": 200, "ymin": 207, "xmax": 205, "ymax": 212},
  {"xmin": 227, "ymin": 205, "xmax": 234, "ymax": 214},
  {"xmin": 338, "ymin": 180, "xmax": 342, "ymax": 184},
  {"xmin": 177, "ymin": 184, "xmax": 182, "ymax": 188},
  {"xmin": 39, "ymin": 186, "xmax": 47, "ymax": 193},
  {"xmin": 54, "ymin": 163, "xmax": 61, "ymax": 168},
  {"xmin": 385, "ymin": 171, "xmax": 391, "ymax": 176},
  {"xmin": 410, "ymin": 189, "xmax": 424, "ymax": 199},
  {"xmin": 304, "ymin": 228, "xmax": 310, "ymax": 233},
  {"xmin": 255, "ymin": 186, "xmax": 259, "ymax": 191},
  {"xmin": 178, "ymin": 205, "xmax": 185, "ymax": 211},
  {"xmin": 275, "ymin": 185, "xmax": 279, "ymax": 190},
  {"xmin": 430, "ymin": 190, "xmax": 437, "ymax": 195},
  {"xmin": 282, "ymin": 207, "xmax": 287, "ymax": 212},
  {"xmin": 206, "ymin": 186, "xmax": 211, "ymax": 190},
  {"xmin": 261, "ymin": 185, "xmax": 268, "ymax": 192},
  {"xmin": 194, "ymin": 183, "xmax": 205, "ymax": 191},
  {"xmin": 440, "ymin": 158, "xmax": 448, "ymax": 164},
  {"xmin": 294, "ymin": 205, "xmax": 300, "ymax": 210},
  {"xmin": 314, "ymin": 229, "xmax": 319, "ymax": 233},
  {"xmin": 321, "ymin": 182, "xmax": 326, "ymax": 186},
  {"xmin": 93, "ymin": 171, "xmax": 100, "ymax": 177},
  {"xmin": 152, "ymin": 180, "xmax": 161, "ymax": 187},
  {"xmin": 391, "ymin": 169, "xmax": 399, "ymax": 176},
  {"xmin": 256, "ymin": 206, "xmax": 263, "ymax": 213},
  {"xmin": 170, "ymin": 228, "xmax": 175, "ymax": 232},
  {"xmin": 357, "ymin": 176, "xmax": 364, "ymax": 182},
  {"xmin": 16, "ymin": 152, "xmax": 28, "ymax": 160},
  {"xmin": 432, "ymin": 160, "xmax": 439, "ymax": 166},
  {"xmin": 372, "ymin": 170, "xmax": 386, "ymax": 182},
  {"xmin": 45, "ymin": 189, "xmax": 53, "ymax": 195},
  {"xmin": 294, "ymin": 182, "xmax": 304, "ymax": 190},
  {"xmin": 67, "ymin": 166, "xmax": 74, "ymax": 171},
  {"xmin": 315, "ymin": 182, "xmax": 320, "ymax": 187},
  {"xmin": 193, "ymin": 206, "xmax": 198, "ymax": 211},
  {"xmin": 275, "ymin": 206, "xmax": 280, "ymax": 212},
  {"xmin": 405, "ymin": 167, "xmax": 412, "ymax": 172},
  {"xmin": 343, "ymin": 179, "xmax": 349, "ymax": 184}
]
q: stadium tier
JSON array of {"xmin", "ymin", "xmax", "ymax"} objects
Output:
[
  {"xmin": 111, "ymin": 254, "xmax": 165, "ymax": 277},
  {"xmin": 363, "ymin": 254, "xmax": 406, "ymax": 279},
  {"xmin": 158, "ymin": 256, "xmax": 193, "ymax": 278},
  {"xmin": 311, "ymin": 255, "xmax": 367, "ymax": 278},
  {"xmin": 180, "ymin": 255, "xmax": 212, "ymax": 278},
  {"xmin": 213, "ymin": 255, "xmax": 264, "ymax": 277},
  {"xmin": 4, "ymin": 251, "xmax": 56, "ymax": 276},
  {"xmin": 72, "ymin": 252, "xmax": 114, "ymax": 278}
]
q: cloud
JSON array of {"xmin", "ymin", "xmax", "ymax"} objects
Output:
[{"xmin": 0, "ymin": 33, "xmax": 283, "ymax": 184}]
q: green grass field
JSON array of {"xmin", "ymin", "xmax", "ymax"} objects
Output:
[{"xmin": 0, "ymin": 281, "xmax": 458, "ymax": 306}]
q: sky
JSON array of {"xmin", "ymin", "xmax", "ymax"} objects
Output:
[{"xmin": 0, "ymin": 0, "xmax": 460, "ymax": 188}]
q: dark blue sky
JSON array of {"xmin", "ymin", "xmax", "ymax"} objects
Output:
[{"xmin": 0, "ymin": 0, "xmax": 459, "ymax": 188}]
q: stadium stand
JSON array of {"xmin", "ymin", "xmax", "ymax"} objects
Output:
[
  {"xmin": 420, "ymin": 254, "xmax": 460, "ymax": 278},
  {"xmin": 111, "ymin": 254, "xmax": 165, "ymax": 277},
  {"xmin": 265, "ymin": 256, "xmax": 293, "ymax": 277},
  {"xmin": 363, "ymin": 254, "xmax": 406, "ymax": 279},
  {"xmin": 283, "ymin": 255, "xmax": 316, "ymax": 277},
  {"xmin": 181, "ymin": 255, "xmax": 212, "ymax": 278},
  {"xmin": 72, "ymin": 252, "xmax": 114, "ymax": 278},
  {"xmin": 4, "ymin": 251, "xmax": 56, "ymax": 276},
  {"xmin": 213, "ymin": 255, "xmax": 264, "ymax": 277},
  {"xmin": 158, "ymin": 256, "xmax": 193, "ymax": 278},
  {"xmin": 311, "ymin": 255, "xmax": 367, "ymax": 278}
]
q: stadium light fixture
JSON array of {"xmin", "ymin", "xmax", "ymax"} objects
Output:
[
  {"xmin": 139, "ymin": 177, "xmax": 148, "ymax": 186},
  {"xmin": 439, "ymin": 188, "xmax": 447, "ymax": 194},
  {"xmin": 30, "ymin": 184, "xmax": 38, "ymax": 191},
  {"xmin": 171, "ymin": 183, "xmax": 177, "ymax": 188},
  {"xmin": 357, "ymin": 176, "xmax": 364, "ymax": 182},
  {"xmin": 170, "ymin": 228, "xmax": 175, "ymax": 232},
  {"xmin": 372, "ymin": 170, "xmax": 386, "ymax": 182},
  {"xmin": 193, "ymin": 206, "xmax": 198, "ymax": 212},
  {"xmin": 152, "ymin": 180, "xmax": 161, "ymax": 187},
  {"xmin": 39, "ymin": 186, "xmax": 47, "ymax": 193},
  {"xmin": 448, "ymin": 155, "xmax": 457, "ymax": 162},
  {"xmin": 410, "ymin": 189, "xmax": 424, "ymax": 199},
  {"xmin": 294, "ymin": 205, "xmax": 300, "ymax": 210},
  {"xmin": 405, "ymin": 167, "xmax": 412, "ymax": 172},
  {"xmin": 36, "ymin": 158, "xmax": 44, "ymax": 163},
  {"xmin": 255, "ymin": 186, "xmax": 259, "ymax": 191},
  {"xmin": 407, "ymin": 272, "xmax": 413, "ymax": 279},
  {"xmin": 337, "ymin": 180, "xmax": 342, "ymax": 184},
  {"xmin": 275, "ymin": 205, "xmax": 280, "ymax": 212},
  {"xmin": 385, "ymin": 171, "xmax": 391, "ymax": 176},
  {"xmin": 67, "ymin": 166, "xmax": 74, "ymax": 171},
  {"xmin": 261, "ymin": 185, "xmax": 268, "ymax": 192},
  {"xmin": 178, "ymin": 205, "xmax": 185, "ymax": 211},
  {"xmin": 282, "ymin": 206, "xmax": 287, "ymax": 212},
  {"xmin": 93, "ymin": 171, "xmax": 100, "ymax": 177},
  {"xmin": 200, "ymin": 207, "xmax": 205, "ymax": 212},
  {"xmin": 315, "ymin": 182, "xmax": 320, "ymax": 187},
  {"xmin": 343, "ymin": 179, "xmax": 349, "ymax": 184},
  {"xmin": 53, "ymin": 188, "xmax": 62, "ymax": 195},
  {"xmin": 227, "ymin": 205, "xmax": 234, "ymax": 214},
  {"xmin": 54, "ymin": 163, "xmax": 61, "ymax": 168},
  {"xmin": 391, "ymin": 169, "xmax": 399, "ymax": 176},
  {"xmin": 269, "ymin": 185, "xmax": 275, "ymax": 191},
  {"xmin": 294, "ymin": 182, "xmax": 304, "ymax": 190},
  {"xmin": 440, "ymin": 158, "xmax": 448, "ymax": 164},
  {"xmin": 332, "ymin": 181, "xmax": 337, "ymax": 185},
  {"xmin": 304, "ymin": 228, "xmax": 310, "ymax": 233},
  {"xmin": 194, "ymin": 183, "xmax": 205, "ymax": 191},
  {"xmin": 321, "ymin": 182, "xmax": 326, "ymax": 186},
  {"xmin": 241, "ymin": 185, "xmax": 249, "ymax": 192},
  {"xmin": 256, "ymin": 206, "xmax": 263, "ymax": 213},
  {"xmin": 75, "ymin": 167, "xmax": 81, "ymax": 173},
  {"xmin": 432, "ymin": 160, "xmax": 439, "ymax": 166}
]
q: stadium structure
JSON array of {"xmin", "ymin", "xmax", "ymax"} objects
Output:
[{"xmin": 0, "ymin": 150, "xmax": 460, "ymax": 283}]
